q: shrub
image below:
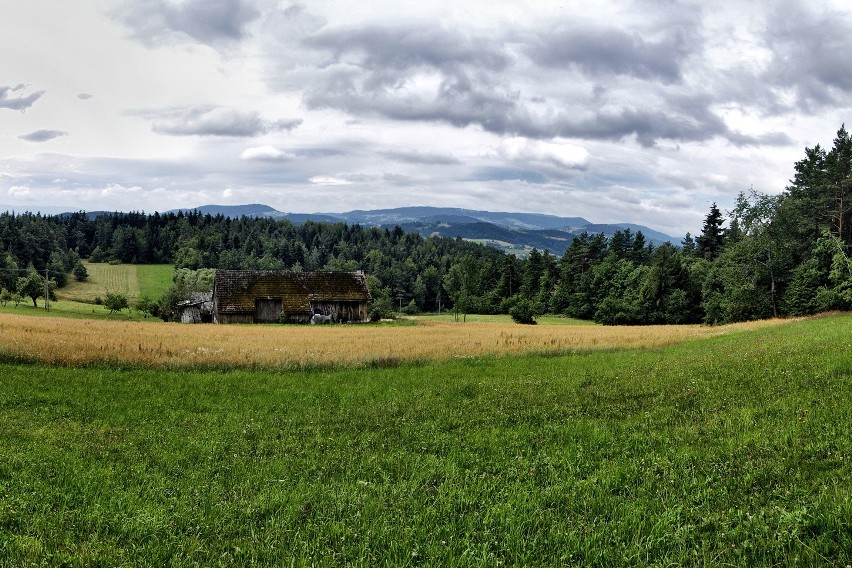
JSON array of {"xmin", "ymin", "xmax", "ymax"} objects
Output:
[
  {"xmin": 156, "ymin": 284, "xmax": 190, "ymax": 322},
  {"xmin": 72, "ymin": 261, "xmax": 88, "ymax": 282},
  {"xmin": 135, "ymin": 295, "xmax": 156, "ymax": 319},
  {"xmin": 369, "ymin": 289, "xmax": 395, "ymax": 322},
  {"xmin": 509, "ymin": 299, "xmax": 538, "ymax": 325},
  {"xmin": 103, "ymin": 292, "xmax": 129, "ymax": 315},
  {"xmin": 88, "ymin": 246, "xmax": 105, "ymax": 263}
]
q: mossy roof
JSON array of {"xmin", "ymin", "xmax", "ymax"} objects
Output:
[{"xmin": 213, "ymin": 270, "xmax": 371, "ymax": 314}]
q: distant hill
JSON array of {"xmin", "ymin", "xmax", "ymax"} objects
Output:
[
  {"xmin": 0, "ymin": 204, "xmax": 81, "ymax": 216},
  {"xmin": 168, "ymin": 204, "xmax": 278, "ymax": 217},
  {"xmin": 324, "ymin": 206, "xmax": 590, "ymax": 231},
  {"xmin": 61, "ymin": 203, "xmax": 676, "ymax": 256}
]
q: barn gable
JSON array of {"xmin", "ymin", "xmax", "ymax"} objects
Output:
[{"xmin": 212, "ymin": 270, "xmax": 371, "ymax": 324}]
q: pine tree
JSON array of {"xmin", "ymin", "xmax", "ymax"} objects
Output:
[
  {"xmin": 696, "ymin": 203, "xmax": 725, "ymax": 261},
  {"xmin": 681, "ymin": 233, "xmax": 696, "ymax": 255}
]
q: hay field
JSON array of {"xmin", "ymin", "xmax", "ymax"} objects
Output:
[
  {"xmin": 56, "ymin": 262, "xmax": 173, "ymax": 303},
  {"xmin": 0, "ymin": 313, "xmax": 788, "ymax": 369}
]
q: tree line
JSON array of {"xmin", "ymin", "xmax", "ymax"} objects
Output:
[{"xmin": 2, "ymin": 125, "xmax": 852, "ymax": 324}]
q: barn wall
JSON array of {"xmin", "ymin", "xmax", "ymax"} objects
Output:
[
  {"xmin": 180, "ymin": 306, "xmax": 202, "ymax": 324},
  {"xmin": 281, "ymin": 313, "xmax": 311, "ymax": 324},
  {"xmin": 255, "ymin": 299, "xmax": 283, "ymax": 323},
  {"xmin": 214, "ymin": 313, "xmax": 255, "ymax": 324},
  {"xmin": 310, "ymin": 301, "xmax": 369, "ymax": 323}
]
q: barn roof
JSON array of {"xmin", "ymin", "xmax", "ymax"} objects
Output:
[
  {"xmin": 213, "ymin": 270, "xmax": 371, "ymax": 315},
  {"xmin": 176, "ymin": 291, "xmax": 213, "ymax": 308}
]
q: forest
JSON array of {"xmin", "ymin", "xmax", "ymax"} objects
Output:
[{"xmin": 2, "ymin": 125, "xmax": 852, "ymax": 325}]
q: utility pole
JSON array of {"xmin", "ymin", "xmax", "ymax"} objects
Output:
[{"xmin": 44, "ymin": 267, "xmax": 49, "ymax": 311}]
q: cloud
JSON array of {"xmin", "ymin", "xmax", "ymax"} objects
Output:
[
  {"xmin": 111, "ymin": 0, "xmax": 260, "ymax": 46},
  {"xmin": 303, "ymin": 24, "xmax": 510, "ymax": 72},
  {"xmin": 303, "ymin": 65, "xmax": 519, "ymax": 131},
  {"xmin": 8, "ymin": 186, "xmax": 32, "ymax": 198},
  {"xmin": 78, "ymin": 93, "xmax": 94, "ymax": 100},
  {"xmin": 726, "ymin": 130, "xmax": 794, "ymax": 148},
  {"xmin": 240, "ymin": 145, "xmax": 295, "ymax": 161},
  {"xmin": 309, "ymin": 176, "xmax": 352, "ymax": 186},
  {"xmin": 18, "ymin": 130, "xmax": 69, "ymax": 143},
  {"xmin": 292, "ymin": 15, "xmax": 738, "ymax": 148},
  {"xmin": 470, "ymin": 167, "xmax": 549, "ymax": 185},
  {"xmin": 102, "ymin": 183, "xmax": 143, "ymax": 197},
  {"xmin": 150, "ymin": 106, "xmax": 302, "ymax": 137},
  {"xmin": 295, "ymin": 20, "xmax": 527, "ymax": 136},
  {"xmin": 0, "ymin": 84, "xmax": 46, "ymax": 112},
  {"xmin": 382, "ymin": 150, "xmax": 460, "ymax": 165},
  {"xmin": 526, "ymin": 22, "xmax": 693, "ymax": 83},
  {"xmin": 761, "ymin": 3, "xmax": 852, "ymax": 111},
  {"xmin": 498, "ymin": 138, "xmax": 589, "ymax": 169}
]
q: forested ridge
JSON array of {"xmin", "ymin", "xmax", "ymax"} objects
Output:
[{"xmin": 3, "ymin": 125, "xmax": 852, "ymax": 324}]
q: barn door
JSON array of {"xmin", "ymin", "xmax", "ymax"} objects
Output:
[{"xmin": 255, "ymin": 299, "xmax": 282, "ymax": 323}]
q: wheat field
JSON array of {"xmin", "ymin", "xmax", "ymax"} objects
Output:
[{"xmin": 0, "ymin": 313, "xmax": 789, "ymax": 369}]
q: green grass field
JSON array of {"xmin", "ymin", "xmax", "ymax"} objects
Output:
[
  {"xmin": 0, "ymin": 298, "xmax": 156, "ymax": 321},
  {"xmin": 1, "ymin": 262, "xmax": 173, "ymax": 320},
  {"xmin": 1, "ymin": 314, "xmax": 851, "ymax": 565}
]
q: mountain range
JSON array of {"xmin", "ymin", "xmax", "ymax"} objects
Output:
[
  {"xmin": 169, "ymin": 204, "xmax": 678, "ymax": 256},
  {"xmin": 0, "ymin": 202, "xmax": 678, "ymax": 256}
]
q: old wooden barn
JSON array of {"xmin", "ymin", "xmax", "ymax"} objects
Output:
[
  {"xmin": 177, "ymin": 291, "xmax": 213, "ymax": 323},
  {"xmin": 211, "ymin": 270, "xmax": 371, "ymax": 324}
]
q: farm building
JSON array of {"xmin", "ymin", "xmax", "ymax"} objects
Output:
[
  {"xmin": 176, "ymin": 292, "xmax": 213, "ymax": 323},
  {"xmin": 211, "ymin": 270, "xmax": 371, "ymax": 324}
]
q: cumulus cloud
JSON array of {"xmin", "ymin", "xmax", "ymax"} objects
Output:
[
  {"xmin": 382, "ymin": 150, "xmax": 460, "ymax": 165},
  {"xmin": 102, "ymin": 183, "xmax": 143, "ymax": 197},
  {"xmin": 309, "ymin": 176, "xmax": 352, "ymax": 186},
  {"xmin": 111, "ymin": 0, "xmax": 260, "ymax": 46},
  {"xmin": 760, "ymin": 3, "xmax": 852, "ymax": 111},
  {"xmin": 150, "ymin": 106, "xmax": 301, "ymax": 137},
  {"xmin": 303, "ymin": 24, "xmax": 510, "ymax": 72},
  {"xmin": 18, "ymin": 130, "xmax": 69, "ymax": 143},
  {"xmin": 8, "ymin": 186, "xmax": 32, "ymax": 198},
  {"xmin": 498, "ymin": 138, "xmax": 589, "ymax": 170},
  {"xmin": 240, "ymin": 145, "xmax": 295, "ymax": 161},
  {"xmin": 526, "ymin": 22, "xmax": 693, "ymax": 83},
  {"xmin": 0, "ymin": 84, "xmax": 45, "ymax": 112},
  {"xmin": 290, "ymin": 12, "xmax": 751, "ymax": 148}
]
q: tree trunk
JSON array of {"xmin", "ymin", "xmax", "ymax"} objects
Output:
[{"xmin": 767, "ymin": 241, "xmax": 778, "ymax": 318}]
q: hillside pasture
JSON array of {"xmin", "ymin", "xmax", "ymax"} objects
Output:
[
  {"xmin": 0, "ymin": 312, "xmax": 787, "ymax": 369},
  {"xmin": 55, "ymin": 262, "xmax": 173, "ymax": 304},
  {"xmin": 1, "ymin": 314, "xmax": 850, "ymax": 565}
]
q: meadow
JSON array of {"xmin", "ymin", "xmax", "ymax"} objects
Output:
[
  {"xmin": 0, "ymin": 262, "xmax": 174, "ymax": 321},
  {"xmin": 1, "ymin": 312, "xmax": 851, "ymax": 565},
  {"xmin": 55, "ymin": 262, "xmax": 174, "ymax": 304}
]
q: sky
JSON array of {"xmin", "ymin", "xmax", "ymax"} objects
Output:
[{"xmin": 2, "ymin": 0, "xmax": 852, "ymax": 237}]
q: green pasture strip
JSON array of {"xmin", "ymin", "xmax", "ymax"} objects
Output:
[
  {"xmin": 135, "ymin": 264, "xmax": 175, "ymax": 300},
  {"xmin": 1, "ymin": 315, "xmax": 851, "ymax": 565}
]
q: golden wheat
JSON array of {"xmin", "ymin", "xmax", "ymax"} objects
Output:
[{"xmin": 0, "ymin": 313, "xmax": 790, "ymax": 369}]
